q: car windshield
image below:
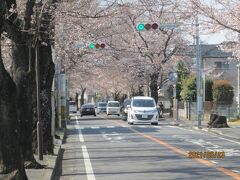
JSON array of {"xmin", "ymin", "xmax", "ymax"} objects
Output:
[
  {"xmin": 82, "ymin": 104, "xmax": 94, "ymax": 108},
  {"xmin": 132, "ymin": 99, "xmax": 155, "ymax": 107},
  {"xmin": 98, "ymin": 103, "xmax": 107, "ymax": 107},
  {"xmin": 108, "ymin": 102, "xmax": 119, "ymax": 107}
]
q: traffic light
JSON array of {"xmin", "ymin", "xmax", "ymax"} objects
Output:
[
  {"xmin": 88, "ymin": 43, "xmax": 106, "ymax": 49},
  {"xmin": 137, "ymin": 23, "xmax": 159, "ymax": 31}
]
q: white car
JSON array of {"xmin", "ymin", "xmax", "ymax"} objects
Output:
[
  {"xmin": 107, "ymin": 101, "xmax": 120, "ymax": 116},
  {"xmin": 127, "ymin": 96, "xmax": 158, "ymax": 125},
  {"xmin": 96, "ymin": 102, "xmax": 107, "ymax": 114}
]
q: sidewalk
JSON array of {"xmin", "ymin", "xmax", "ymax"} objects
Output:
[
  {"xmin": 26, "ymin": 129, "xmax": 65, "ymax": 180},
  {"xmin": 164, "ymin": 117, "xmax": 240, "ymax": 141}
]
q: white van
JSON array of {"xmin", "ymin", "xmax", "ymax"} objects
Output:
[
  {"xmin": 127, "ymin": 96, "xmax": 158, "ymax": 125},
  {"xmin": 106, "ymin": 101, "xmax": 120, "ymax": 116}
]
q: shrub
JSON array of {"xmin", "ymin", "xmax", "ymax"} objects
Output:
[
  {"xmin": 213, "ymin": 80, "xmax": 234, "ymax": 105},
  {"xmin": 180, "ymin": 75, "xmax": 196, "ymax": 101},
  {"xmin": 176, "ymin": 61, "xmax": 189, "ymax": 100}
]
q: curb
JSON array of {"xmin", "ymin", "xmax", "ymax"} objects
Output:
[
  {"xmin": 164, "ymin": 117, "xmax": 240, "ymax": 142},
  {"xmin": 204, "ymin": 128, "xmax": 240, "ymax": 142},
  {"xmin": 50, "ymin": 129, "xmax": 67, "ymax": 180},
  {"xmin": 170, "ymin": 120, "xmax": 240, "ymax": 142}
]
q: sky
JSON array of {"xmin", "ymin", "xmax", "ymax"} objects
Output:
[
  {"xmin": 201, "ymin": 31, "xmax": 227, "ymax": 44},
  {"xmin": 201, "ymin": 29, "xmax": 238, "ymax": 44}
]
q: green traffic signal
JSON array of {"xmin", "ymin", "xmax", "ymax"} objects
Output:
[
  {"xmin": 137, "ymin": 24, "xmax": 145, "ymax": 31},
  {"xmin": 89, "ymin": 43, "xmax": 106, "ymax": 49},
  {"xmin": 89, "ymin": 43, "xmax": 95, "ymax": 49},
  {"xmin": 137, "ymin": 23, "xmax": 159, "ymax": 31}
]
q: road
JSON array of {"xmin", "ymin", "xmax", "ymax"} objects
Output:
[{"xmin": 53, "ymin": 114, "xmax": 240, "ymax": 180}]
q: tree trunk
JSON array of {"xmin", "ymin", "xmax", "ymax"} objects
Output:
[
  {"xmin": 32, "ymin": 44, "xmax": 55, "ymax": 154},
  {"xmin": 137, "ymin": 85, "xmax": 144, "ymax": 96},
  {"xmin": 150, "ymin": 72, "xmax": 159, "ymax": 103},
  {"xmin": 80, "ymin": 88, "xmax": 86, "ymax": 106},
  {"xmin": 75, "ymin": 93, "xmax": 79, "ymax": 110},
  {"xmin": 11, "ymin": 40, "xmax": 43, "ymax": 168},
  {"xmin": 0, "ymin": 25, "xmax": 27, "ymax": 179}
]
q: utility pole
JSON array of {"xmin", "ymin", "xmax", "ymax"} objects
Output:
[
  {"xmin": 195, "ymin": 17, "xmax": 203, "ymax": 128},
  {"xmin": 237, "ymin": 64, "xmax": 240, "ymax": 113},
  {"xmin": 168, "ymin": 71, "xmax": 178, "ymax": 124},
  {"xmin": 35, "ymin": 0, "xmax": 43, "ymax": 160},
  {"xmin": 51, "ymin": 46, "xmax": 56, "ymax": 143},
  {"xmin": 237, "ymin": 33, "xmax": 240, "ymax": 113},
  {"xmin": 173, "ymin": 84, "xmax": 178, "ymax": 123}
]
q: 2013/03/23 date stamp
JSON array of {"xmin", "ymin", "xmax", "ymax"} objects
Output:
[{"xmin": 188, "ymin": 151, "xmax": 225, "ymax": 159}]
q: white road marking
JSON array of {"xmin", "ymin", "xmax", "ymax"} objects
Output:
[
  {"xmin": 75, "ymin": 116, "xmax": 96, "ymax": 180},
  {"xmin": 102, "ymin": 134, "xmax": 112, "ymax": 140},
  {"xmin": 171, "ymin": 124, "xmax": 240, "ymax": 145},
  {"xmin": 217, "ymin": 136, "xmax": 240, "ymax": 145},
  {"xmin": 210, "ymin": 160, "xmax": 218, "ymax": 164},
  {"xmin": 139, "ymin": 125, "xmax": 147, "ymax": 128},
  {"xmin": 91, "ymin": 126, "xmax": 100, "ymax": 129},
  {"xmin": 173, "ymin": 135, "xmax": 240, "ymax": 157},
  {"xmin": 101, "ymin": 131, "xmax": 125, "ymax": 142},
  {"xmin": 115, "ymin": 136, "xmax": 123, "ymax": 140},
  {"xmin": 106, "ymin": 133, "xmax": 121, "ymax": 136},
  {"xmin": 76, "ymin": 119, "xmax": 84, "ymax": 142},
  {"xmin": 78, "ymin": 129, "xmax": 84, "ymax": 142},
  {"xmin": 232, "ymin": 170, "xmax": 240, "ymax": 174},
  {"xmin": 106, "ymin": 126, "xmax": 115, "ymax": 128},
  {"xmin": 81, "ymin": 145, "xmax": 96, "ymax": 180}
]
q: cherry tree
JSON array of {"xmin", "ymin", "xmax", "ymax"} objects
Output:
[
  {"xmin": 103, "ymin": 0, "xmax": 189, "ymax": 102},
  {"xmin": 190, "ymin": 0, "xmax": 240, "ymax": 59},
  {"xmin": 55, "ymin": 0, "xmax": 191, "ymax": 104}
]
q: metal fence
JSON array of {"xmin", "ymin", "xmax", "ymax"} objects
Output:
[{"xmin": 178, "ymin": 101, "xmax": 239, "ymax": 121}]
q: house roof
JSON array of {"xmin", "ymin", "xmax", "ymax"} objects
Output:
[
  {"xmin": 180, "ymin": 44, "xmax": 232, "ymax": 58},
  {"xmin": 200, "ymin": 44, "xmax": 232, "ymax": 58}
]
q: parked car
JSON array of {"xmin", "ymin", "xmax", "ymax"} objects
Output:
[
  {"xmin": 69, "ymin": 101, "xmax": 77, "ymax": 113},
  {"xmin": 127, "ymin": 96, "xmax": 158, "ymax": 125},
  {"xmin": 107, "ymin": 101, "xmax": 120, "ymax": 116},
  {"xmin": 80, "ymin": 103, "xmax": 96, "ymax": 117},
  {"xmin": 120, "ymin": 99, "xmax": 131, "ymax": 121},
  {"xmin": 96, "ymin": 102, "xmax": 107, "ymax": 114}
]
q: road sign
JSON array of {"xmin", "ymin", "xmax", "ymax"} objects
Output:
[{"xmin": 168, "ymin": 72, "xmax": 178, "ymax": 82}]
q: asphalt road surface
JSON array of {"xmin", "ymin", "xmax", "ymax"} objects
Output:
[{"xmin": 54, "ymin": 114, "xmax": 240, "ymax": 180}]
